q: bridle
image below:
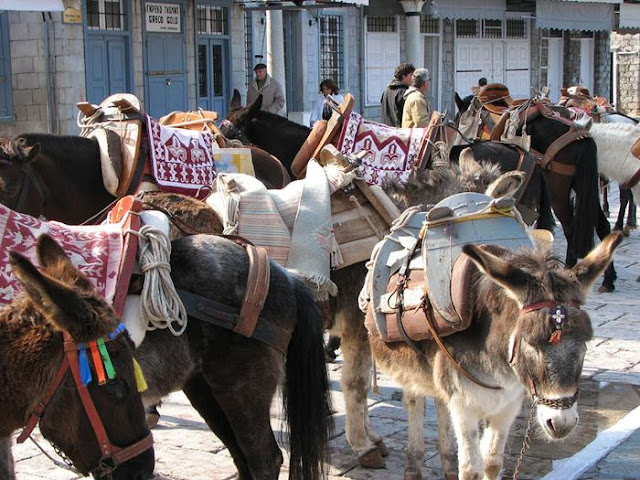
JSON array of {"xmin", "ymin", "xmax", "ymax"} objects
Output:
[
  {"xmin": 219, "ymin": 119, "xmax": 251, "ymax": 145},
  {"xmin": 16, "ymin": 322, "xmax": 153, "ymax": 478},
  {"xmin": 0, "ymin": 156, "xmax": 47, "ymax": 216},
  {"xmin": 511, "ymin": 300, "xmax": 583, "ymax": 409}
]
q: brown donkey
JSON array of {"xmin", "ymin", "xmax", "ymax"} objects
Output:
[
  {"xmin": 0, "ymin": 235, "xmax": 154, "ymax": 480},
  {"xmin": 368, "ymin": 232, "xmax": 622, "ymax": 480}
]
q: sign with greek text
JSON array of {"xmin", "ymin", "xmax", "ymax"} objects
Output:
[{"xmin": 145, "ymin": 2, "xmax": 181, "ymax": 33}]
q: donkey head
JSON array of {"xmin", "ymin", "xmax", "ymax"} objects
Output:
[
  {"xmin": 462, "ymin": 232, "xmax": 622, "ymax": 440},
  {"xmin": 8, "ymin": 235, "xmax": 154, "ymax": 479}
]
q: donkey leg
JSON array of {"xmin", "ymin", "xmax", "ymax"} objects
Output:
[
  {"xmin": 480, "ymin": 399, "xmax": 521, "ymax": 480},
  {"xmin": 403, "ymin": 392, "xmax": 426, "ymax": 480},
  {"xmin": 183, "ymin": 373, "xmax": 253, "ymax": 479},
  {"xmin": 0, "ymin": 437, "xmax": 15, "ymax": 480},
  {"xmin": 449, "ymin": 397, "xmax": 483, "ymax": 480},
  {"xmin": 337, "ymin": 315, "xmax": 384, "ymax": 468},
  {"xmin": 435, "ymin": 398, "xmax": 458, "ymax": 480},
  {"xmin": 595, "ymin": 207, "xmax": 617, "ymax": 293}
]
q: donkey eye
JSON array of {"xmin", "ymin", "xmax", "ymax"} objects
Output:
[{"xmin": 102, "ymin": 378, "xmax": 130, "ymax": 402}]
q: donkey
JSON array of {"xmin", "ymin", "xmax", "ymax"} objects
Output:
[
  {"xmin": 1, "ymin": 235, "xmax": 155, "ymax": 480},
  {"xmin": 368, "ymin": 232, "xmax": 622, "ymax": 480}
]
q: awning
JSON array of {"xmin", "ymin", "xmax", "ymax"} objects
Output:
[
  {"xmin": 536, "ymin": 0, "xmax": 614, "ymax": 31},
  {"xmin": 620, "ymin": 3, "xmax": 640, "ymax": 30},
  {"xmin": 0, "ymin": 0, "xmax": 64, "ymax": 11},
  {"xmin": 431, "ymin": 0, "xmax": 506, "ymax": 20},
  {"xmin": 238, "ymin": 0, "xmax": 369, "ymax": 9}
]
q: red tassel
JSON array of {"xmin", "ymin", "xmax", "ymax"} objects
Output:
[{"xmin": 549, "ymin": 329, "xmax": 563, "ymax": 345}]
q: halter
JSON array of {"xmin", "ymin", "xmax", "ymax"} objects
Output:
[
  {"xmin": 16, "ymin": 322, "xmax": 153, "ymax": 478},
  {"xmin": 219, "ymin": 119, "xmax": 251, "ymax": 145},
  {"xmin": 0, "ymin": 157, "xmax": 47, "ymax": 216},
  {"xmin": 512, "ymin": 300, "xmax": 583, "ymax": 409}
]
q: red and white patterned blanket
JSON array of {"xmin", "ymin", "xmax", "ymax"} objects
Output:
[
  {"xmin": 0, "ymin": 204, "xmax": 123, "ymax": 307},
  {"xmin": 146, "ymin": 115, "xmax": 217, "ymax": 199},
  {"xmin": 337, "ymin": 112, "xmax": 430, "ymax": 185}
]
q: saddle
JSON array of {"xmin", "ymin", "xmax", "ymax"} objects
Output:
[
  {"xmin": 77, "ymin": 94, "xmax": 147, "ymax": 198},
  {"xmin": 362, "ymin": 192, "xmax": 533, "ymax": 343}
]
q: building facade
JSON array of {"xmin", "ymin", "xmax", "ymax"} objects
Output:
[{"xmin": 0, "ymin": 0, "xmax": 637, "ymax": 137}]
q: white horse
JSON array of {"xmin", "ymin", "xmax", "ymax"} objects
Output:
[{"xmin": 588, "ymin": 122, "xmax": 640, "ymax": 203}]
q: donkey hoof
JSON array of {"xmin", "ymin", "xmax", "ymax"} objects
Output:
[
  {"xmin": 376, "ymin": 439, "xmax": 390, "ymax": 457},
  {"xmin": 358, "ymin": 448, "xmax": 385, "ymax": 469},
  {"xmin": 598, "ymin": 284, "xmax": 615, "ymax": 293},
  {"xmin": 404, "ymin": 467, "xmax": 423, "ymax": 480}
]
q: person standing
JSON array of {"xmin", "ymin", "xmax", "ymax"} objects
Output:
[
  {"xmin": 309, "ymin": 79, "xmax": 344, "ymax": 127},
  {"xmin": 246, "ymin": 63, "xmax": 286, "ymax": 115},
  {"xmin": 380, "ymin": 63, "xmax": 415, "ymax": 127},
  {"xmin": 463, "ymin": 77, "xmax": 488, "ymax": 105},
  {"xmin": 401, "ymin": 68, "xmax": 431, "ymax": 128}
]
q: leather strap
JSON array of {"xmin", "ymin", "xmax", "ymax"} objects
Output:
[
  {"xmin": 235, "ymin": 244, "xmax": 270, "ymax": 338},
  {"xmin": 540, "ymin": 128, "xmax": 589, "ymax": 173},
  {"xmin": 623, "ymin": 167, "xmax": 640, "ymax": 189},
  {"xmin": 177, "ymin": 288, "xmax": 290, "ymax": 354},
  {"xmin": 422, "ymin": 297, "xmax": 501, "ymax": 390},
  {"xmin": 489, "ymin": 111, "xmax": 510, "ymax": 141}
]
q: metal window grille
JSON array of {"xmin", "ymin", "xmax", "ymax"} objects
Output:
[
  {"xmin": 540, "ymin": 37, "xmax": 549, "ymax": 86},
  {"xmin": 87, "ymin": 0, "xmax": 126, "ymax": 31},
  {"xmin": 455, "ymin": 19, "xmax": 479, "ymax": 38},
  {"xmin": 320, "ymin": 14, "xmax": 343, "ymax": 89},
  {"xmin": 244, "ymin": 9, "xmax": 253, "ymax": 88},
  {"xmin": 420, "ymin": 15, "xmax": 439, "ymax": 34},
  {"xmin": 506, "ymin": 18, "xmax": 526, "ymax": 39},
  {"xmin": 483, "ymin": 19, "xmax": 502, "ymax": 39},
  {"xmin": 197, "ymin": 5, "xmax": 227, "ymax": 35},
  {"xmin": 367, "ymin": 16, "xmax": 396, "ymax": 33}
]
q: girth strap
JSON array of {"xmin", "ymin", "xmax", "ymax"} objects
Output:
[
  {"xmin": 177, "ymin": 288, "xmax": 290, "ymax": 354},
  {"xmin": 236, "ymin": 244, "xmax": 270, "ymax": 338}
]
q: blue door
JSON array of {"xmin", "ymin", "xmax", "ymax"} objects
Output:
[
  {"xmin": 144, "ymin": 0, "xmax": 187, "ymax": 118},
  {"xmin": 86, "ymin": 35, "xmax": 129, "ymax": 104},
  {"xmin": 196, "ymin": 39, "xmax": 229, "ymax": 118}
]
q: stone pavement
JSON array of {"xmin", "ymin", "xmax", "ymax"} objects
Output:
[{"xmin": 10, "ymin": 183, "xmax": 640, "ymax": 479}]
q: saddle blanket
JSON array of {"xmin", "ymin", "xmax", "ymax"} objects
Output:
[
  {"xmin": 146, "ymin": 115, "xmax": 217, "ymax": 199},
  {"xmin": 0, "ymin": 204, "xmax": 123, "ymax": 306},
  {"xmin": 337, "ymin": 112, "xmax": 430, "ymax": 186}
]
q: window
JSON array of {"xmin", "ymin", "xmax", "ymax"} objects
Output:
[
  {"xmin": 319, "ymin": 14, "xmax": 343, "ymax": 89},
  {"xmin": 0, "ymin": 12, "xmax": 12, "ymax": 122},
  {"xmin": 244, "ymin": 9, "xmax": 254, "ymax": 88},
  {"xmin": 87, "ymin": 0, "xmax": 126, "ymax": 31},
  {"xmin": 197, "ymin": 5, "xmax": 227, "ymax": 35},
  {"xmin": 506, "ymin": 18, "xmax": 527, "ymax": 39},
  {"xmin": 456, "ymin": 19, "xmax": 479, "ymax": 38},
  {"xmin": 420, "ymin": 15, "xmax": 439, "ymax": 34}
]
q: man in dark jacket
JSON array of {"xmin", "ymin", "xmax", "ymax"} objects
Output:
[{"xmin": 380, "ymin": 63, "xmax": 415, "ymax": 127}]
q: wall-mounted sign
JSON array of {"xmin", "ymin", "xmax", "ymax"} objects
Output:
[
  {"xmin": 145, "ymin": 2, "xmax": 181, "ymax": 33},
  {"xmin": 63, "ymin": 7, "xmax": 81, "ymax": 23}
]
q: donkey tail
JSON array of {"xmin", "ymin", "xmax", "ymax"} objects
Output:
[
  {"xmin": 572, "ymin": 139, "xmax": 601, "ymax": 258},
  {"xmin": 535, "ymin": 167, "xmax": 556, "ymax": 232},
  {"xmin": 284, "ymin": 279, "xmax": 333, "ymax": 480}
]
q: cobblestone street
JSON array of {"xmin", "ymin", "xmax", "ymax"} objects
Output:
[{"xmin": 11, "ymin": 184, "xmax": 640, "ymax": 480}]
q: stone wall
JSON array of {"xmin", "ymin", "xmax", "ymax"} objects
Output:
[
  {"xmin": 0, "ymin": 11, "xmax": 85, "ymax": 137},
  {"xmin": 594, "ymin": 31, "xmax": 611, "ymax": 100},
  {"xmin": 611, "ymin": 33, "xmax": 640, "ymax": 116}
]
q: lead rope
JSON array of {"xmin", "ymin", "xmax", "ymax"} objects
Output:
[
  {"xmin": 349, "ymin": 194, "xmax": 385, "ymax": 239},
  {"xmin": 133, "ymin": 224, "xmax": 188, "ymax": 336},
  {"xmin": 512, "ymin": 398, "xmax": 538, "ymax": 479},
  {"xmin": 28, "ymin": 437, "xmax": 81, "ymax": 474}
]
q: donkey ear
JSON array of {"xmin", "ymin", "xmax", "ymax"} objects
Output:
[
  {"xmin": 247, "ymin": 94, "xmax": 263, "ymax": 118},
  {"xmin": 572, "ymin": 232, "xmax": 623, "ymax": 292},
  {"xmin": 458, "ymin": 148, "xmax": 482, "ymax": 175},
  {"xmin": 10, "ymin": 250, "xmax": 106, "ymax": 339},
  {"xmin": 485, "ymin": 171, "xmax": 525, "ymax": 199},
  {"xmin": 36, "ymin": 235, "xmax": 94, "ymax": 291},
  {"xmin": 462, "ymin": 244, "xmax": 532, "ymax": 303},
  {"xmin": 231, "ymin": 89, "xmax": 242, "ymax": 109}
]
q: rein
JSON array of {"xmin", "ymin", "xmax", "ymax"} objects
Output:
[
  {"xmin": 17, "ymin": 323, "xmax": 153, "ymax": 478},
  {"xmin": 220, "ymin": 119, "xmax": 251, "ymax": 146}
]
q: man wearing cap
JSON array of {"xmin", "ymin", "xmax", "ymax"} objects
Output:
[
  {"xmin": 247, "ymin": 63, "xmax": 285, "ymax": 115},
  {"xmin": 402, "ymin": 68, "xmax": 431, "ymax": 128}
]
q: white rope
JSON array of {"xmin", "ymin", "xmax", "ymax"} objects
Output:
[
  {"xmin": 135, "ymin": 225, "xmax": 188, "ymax": 336},
  {"xmin": 349, "ymin": 194, "xmax": 385, "ymax": 239}
]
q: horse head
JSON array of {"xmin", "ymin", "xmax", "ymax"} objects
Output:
[
  {"xmin": 0, "ymin": 136, "xmax": 46, "ymax": 216},
  {"xmin": 463, "ymin": 232, "xmax": 623, "ymax": 440},
  {"xmin": 222, "ymin": 89, "xmax": 263, "ymax": 144},
  {"xmin": 4, "ymin": 235, "xmax": 154, "ymax": 479}
]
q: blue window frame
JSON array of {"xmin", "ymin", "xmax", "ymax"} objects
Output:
[{"xmin": 0, "ymin": 12, "xmax": 13, "ymax": 123}]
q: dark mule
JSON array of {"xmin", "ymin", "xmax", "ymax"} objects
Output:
[
  {"xmin": 453, "ymin": 98, "xmax": 615, "ymax": 291},
  {"xmin": 1, "ymin": 235, "xmax": 154, "ymax": 480},
  {"xmin": 0, "ymin": 133, "xmax": 288, "ymax": 224},
  {"xmin": 368, "ymin": 232, "xmax": 622, "ymax": 479},
  {"xmin": 223, "ymin": 90, "xmax": 310, "ymax": 178}
]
